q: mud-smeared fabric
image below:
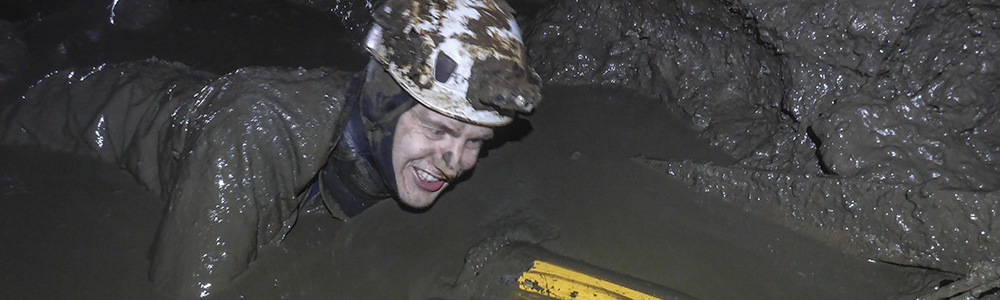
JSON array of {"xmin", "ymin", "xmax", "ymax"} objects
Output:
[
  {"xmin": 358, "ymin": 60, "xmax": 416, "ymax": 193},
  {"xmin": 0, "ymin": 20, "xmax": 28, "ymax": 99},
  {"xmin": 0, "ymin": 58, "xmax": 353, "ymax": 297},
  {"xmin": 315, "ymin": 60, "xmax": 414, "ymax": 218},
  {"xmin": 1, "ymin": 59, "xmax": 216, "ymax": 194},
  {"xmin": 317, "ymin": 100, "xmax": 391, "ymax": 219}
]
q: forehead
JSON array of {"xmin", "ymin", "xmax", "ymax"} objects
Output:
[{"xmin": 411, "ymin": 104, "xmax": 493, "ymax": 137}]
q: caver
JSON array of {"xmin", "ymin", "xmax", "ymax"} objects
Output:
[{"xmin": 0, "ymin": 0, "xmax": 540, "ymax": 297}]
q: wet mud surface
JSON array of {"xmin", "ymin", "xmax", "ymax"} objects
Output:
[
  {"xmin": 0, "ymin": 0, "xmax": 984, "ymax": 299},
  {"xmin": 525, "ymin": 0, "xmax": 1000, "ymax": 293},
  {"xmin": 0, "ymin": 88, "xmax": 946, "ymax": 299}
]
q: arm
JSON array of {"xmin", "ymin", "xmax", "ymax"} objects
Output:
[{"xmin": 147, "ymin": 67, "xmax": 352, "ymax": 297}]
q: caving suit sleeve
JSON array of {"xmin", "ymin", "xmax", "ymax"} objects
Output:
[
  {"xmin": 0, "ymin": 59, "xmax": 215, "ymax": 195},
  {"xmin": 0, "ymin": 59, "xmax": 353, "ymax": 297},
  {"xmin": 148, "ymin": 67, "xmax": 351, "ymax": 296}
]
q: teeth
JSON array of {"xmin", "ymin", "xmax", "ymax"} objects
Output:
[{"xmin": 416, "ymin": 169, "xmax": 440, "ymax": 182}]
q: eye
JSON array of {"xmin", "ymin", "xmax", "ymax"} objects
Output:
[
  {"xmin": 434, "ymin": 53, "xmax": 457, "ymax": 83},
  {"xmin": 424, "ymin": 126, "xmax": 445, "ymax": 139}
]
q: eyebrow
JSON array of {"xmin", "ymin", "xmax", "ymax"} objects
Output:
[
  {"xmin": 421, "ymin": 115, "xmax": 460, "ymax": 137},
  {"xmin": 421, "ymin": 114, "xmax": 492, "ymax": 140}
]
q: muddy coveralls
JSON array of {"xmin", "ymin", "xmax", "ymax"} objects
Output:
[{"xmin": 0, "ymin": 58, "xmax": 411, "ymax": 297}]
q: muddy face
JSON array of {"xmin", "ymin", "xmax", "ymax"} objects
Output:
[{"xmin": 391, "ymin": 104, "xmax": 493, "ymax": 208}]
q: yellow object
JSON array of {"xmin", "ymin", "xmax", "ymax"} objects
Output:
[{"xmin": 517, "ymin": 260, "xmax": 663, "ymax": 300}]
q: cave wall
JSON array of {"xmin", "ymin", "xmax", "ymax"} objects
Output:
[
  {"xmin": 524, "ymin": 0, "xmax": 1000, "ymax": 275},
  {"xmin": 527, "ymin": 0, "xmax": 1000, "ymax": 189}
]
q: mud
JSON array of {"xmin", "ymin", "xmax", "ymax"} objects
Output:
[
  {"xmin": 0, "ymin": 82, "xmax": 948, "ymax": 299},
  {"xmin": 525, "ymin": 0, "xmax": 1000, "ymax": 290},
  {"xmin": 0, "ymin": 0, "xmax": 988, "ymax": 299}
]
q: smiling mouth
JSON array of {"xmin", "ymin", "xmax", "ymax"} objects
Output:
[{"xmin": 413, "ymin": 167, "xmax": 446, "ymax": 192}]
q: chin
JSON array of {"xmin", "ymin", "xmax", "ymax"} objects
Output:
[{"xmin": 398, "ymin": 192, "xmax": 437, "ymax": 209}]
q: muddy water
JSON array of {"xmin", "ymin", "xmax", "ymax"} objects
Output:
[
  {"xmin": 0, "ymin": 146, "xmax": 169, "ymax": 299},
  {"xmin": 0, "ymin": 86, "xmax": 945, "ymax": 299}
]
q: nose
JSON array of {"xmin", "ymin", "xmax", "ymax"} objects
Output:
[
  {"xmin": 433, "ymin": 142, "xmax": 464, "ymax": 179},
  {"xmin": 442, "ymin": 151, "xmax": 453, "ymax": 166}
]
